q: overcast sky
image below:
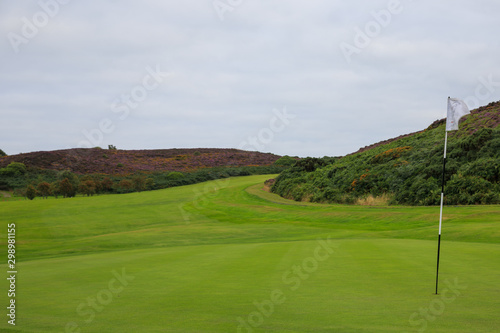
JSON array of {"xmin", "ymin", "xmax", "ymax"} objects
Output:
[{"xmin": 1, "ymin": 0, "xmax": 499, "ymax": 157}]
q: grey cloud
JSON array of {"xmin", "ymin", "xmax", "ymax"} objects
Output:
[{"xmin": 1, "ymin": 0, "xmax": 499, "ymax": 157}]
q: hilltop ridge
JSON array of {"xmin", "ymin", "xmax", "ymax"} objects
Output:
[
  {"xmin": 0, "ymin": 148, "xmax": 280, "ymax": 175},
  {"xmin": 351, "ymin": 100, "xmax": 500, "ymax": 156}
]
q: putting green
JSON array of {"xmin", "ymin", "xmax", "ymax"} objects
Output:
[{"xmin": 0, "ymin": 175, "xmax": 499, "ymax": 332}]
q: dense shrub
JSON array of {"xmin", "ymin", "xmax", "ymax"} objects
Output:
[
  {"xmin": 145, "ymin": 178, "xmax": 155, "ymax": 190},
  {"xmin": 167, "ymin": 171, "xmax": 185, "ymax": 180},
  {"xmin": 101, "ymin": 177, "xmax": 114, "ymax": 192},
  {"xmin": 292, "ymin": 157, "xmax": 329, "ymax": 172},
  {"xmin": 446, "ymin": 175, "xmax": 499, "ymax": 205},
  {"xmin": 459, "ymin": 128, "xmax": 493, "ymax": 152},
  {"xmin": 118, "ymin": 179, "xmax": 133, "ymax": 193},
  {"xmin": 132, "ymin": 175, "xmax": 146, "ymax": 192},
  {"xmin": 0, "ymin": 162, "xmax": 27, "ymax": 176},
  {"xmin": 271, "ymin": 126, "xmax": 500, "ymax": 206},
  {"xmin": 460, "ymin": 158, "xmax": 499, "ymax": 182},
  {"xmin": 274, "ymin": 155, "xmax": 297, "ymax": 167}
]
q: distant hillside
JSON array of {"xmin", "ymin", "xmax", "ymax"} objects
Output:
[
  {"xmin": 0, "ymin": 148, "xmax": 280, "ymax": 175},
  {"xmin": 272, "ymin": 101, "xmax": 500, "ymax": 205}
]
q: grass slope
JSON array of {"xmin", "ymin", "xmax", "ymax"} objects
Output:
[{"xmin": 1, "ymin": 175, "xmax": 499, "ymax": 332}]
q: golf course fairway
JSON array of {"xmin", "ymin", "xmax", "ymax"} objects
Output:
[{"xmin": 1, "ymin": 175, "xmax": 499, "ymax": 332}]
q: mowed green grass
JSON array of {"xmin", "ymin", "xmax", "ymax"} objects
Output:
[{"xmin": 0, "ymin": 175, "xmax": 499, "ymax": 332}]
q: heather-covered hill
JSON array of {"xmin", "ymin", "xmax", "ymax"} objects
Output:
[
  {"xmin": 0, "ymin": 148, "xmax": 280, "ymax": 175},
  {"xmin": 0, "ymin": 148, "xmax": 285, "ymax": 197},
  {"xmin": 271, "ymin": 101, "xmax": 500, "ymax": 205}
]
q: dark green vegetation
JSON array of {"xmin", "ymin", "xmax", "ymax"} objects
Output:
[
  {"xmin": 1, "ymin": 175, "xmax": 499, "ymax": 332},
  {"xmin": 272, "ymin": 101, "xmax": 500, "ymax": 205}
]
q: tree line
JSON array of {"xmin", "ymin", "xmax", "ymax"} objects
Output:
[{"xmin": 20, "ymin": 171, "xmax": 155, "ymax": 200}]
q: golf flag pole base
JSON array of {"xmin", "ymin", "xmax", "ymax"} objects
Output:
[{"xmin": 435, "ymin": 234, "xmax": 441, "ymax": 295}]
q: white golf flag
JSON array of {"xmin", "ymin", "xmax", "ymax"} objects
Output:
[{"xmin": 446, "ymin": 97, "xmax": 470, "ymax": 131}]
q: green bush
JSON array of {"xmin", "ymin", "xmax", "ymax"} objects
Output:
[
  {"xmin": 292, "ymin": 157, "xmax": 328, "ymax": 172},
  {"xmin": 26, "ymin": 185, "xmax": 36, "ymax": 200},
  {"xmin": 167, "ymin": 172, "xmax": 185, "ymax": 180},
  {"xmin": 0, "ymin": 162, "xmax": 27, "ymax": 176},
  {"xmin": 409, "ymin": 176, "xmax": 440, "ymax": 205},
  {"xmin": 274, "ymin": 155, "xmax": 296, "ymax": 167}
]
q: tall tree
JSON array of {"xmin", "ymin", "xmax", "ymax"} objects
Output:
[
  {"xmin": 37, "ymin": 182, "xmax": 52, "ymax": 199},
  {"xmin": 59, "ymin": 178, "xmax": 75, "ymax": 198},
  {"xmin": 79, "ymin": 180, "xmax": 96, "ymax": 197},
  {"xmin": 26, "ymin": 185, "xmax": 36, "ymax": 200},
  {"xmin": 101, "ymin": 177, "xmax": 114, "ymax": 192},
  {"xmin": 58, "ymin": 170, "xmax": 79, "ymax": 191}
]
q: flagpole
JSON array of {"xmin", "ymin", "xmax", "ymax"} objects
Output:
[
  {"xmin": 435, "ymin": 97, "xmax": 450, "ymax": 295},
  {"xmin": 435, "ymin": 130, "xmax": 447, "ymax": 294},
  {"xmin": 434, "ymin": 96, "xmax": 470, "ymax": 294}
]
